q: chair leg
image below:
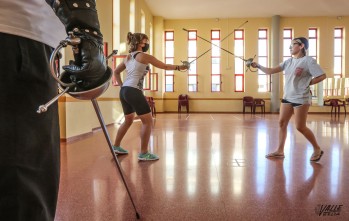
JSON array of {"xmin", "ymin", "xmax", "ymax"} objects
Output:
[{"xmin": 344, "ymin": 106, "xmax": 346, "ymax": 115}]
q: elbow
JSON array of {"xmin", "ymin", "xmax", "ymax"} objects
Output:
[{"xmin": 319, "ymin": 74, "xmax": 326, "ymax": 82}]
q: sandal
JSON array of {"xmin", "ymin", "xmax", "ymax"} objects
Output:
[
  {"xmin": 310, "ymin": 150, "xmax": 324, "ymax": 162},
  {"xmin": 265, "ymin": 152, "xmax": 285, "ymax": 159}
]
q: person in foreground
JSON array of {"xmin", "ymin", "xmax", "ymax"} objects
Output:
[
  {"xmin": 0, "ymin": 0, "xmax": 105, "ymax": 220},
  {"xmin": 251, "ymin": 37, "xmax": 326, "ymax": 162},
  {"xmin": 112, "ymin": 32, "xmax": 189, "ymax": 161}
]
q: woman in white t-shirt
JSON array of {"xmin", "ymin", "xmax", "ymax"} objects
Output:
[
  {"xmin": 112, "ymin": 32, "xmax": 188, "ymax": 161},
  {"xmin": 251, "ymin": 37, "xmax": 326, "ymax": 162}
]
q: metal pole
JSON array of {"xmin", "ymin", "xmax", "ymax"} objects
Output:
[{"xmin": 91, "ymin": 98, "xmax": 140, "ymax": 219}]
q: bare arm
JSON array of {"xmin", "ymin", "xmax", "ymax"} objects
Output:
[
  {"xmin": 251, "ymin": 62, "xmax": 282, "ymax": 75},
  {"xmin": 309, "ymin": 74, "xmax": 326, "ymax": 86},
  {"xmin": 138, "ymin": 53, "xmax": 187, "ymax": 71},
  {"xmin": 112, "ymin": 61, "xmax": 126, "ymax": 86}
]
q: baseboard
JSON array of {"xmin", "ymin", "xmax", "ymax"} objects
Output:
[{"xmin": 60, "ymin": 123, "xmax": 115, "ymax": 143}]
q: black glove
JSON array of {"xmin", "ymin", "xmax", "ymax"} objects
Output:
[{"xmin": 46, "ymin": 0, "xmax": 107, "ymax": 90}]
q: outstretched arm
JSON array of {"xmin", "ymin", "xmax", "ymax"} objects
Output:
[
  {"xmin": 251, "ymin": 62, "xmax": 282, "ymax": 75},
  {"xmin": 140, "ymin": 54, "xmax": 189, "ymax": 71}
]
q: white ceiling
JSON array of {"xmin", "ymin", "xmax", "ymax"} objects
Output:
[{"xmin": 144, "ymin": 0, "xmax": 349, "ymax": 19}]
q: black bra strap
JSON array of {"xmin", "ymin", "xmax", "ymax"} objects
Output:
[{"xmin": 133, "ymin": 52, "xmax": 141, "ymax": 59}]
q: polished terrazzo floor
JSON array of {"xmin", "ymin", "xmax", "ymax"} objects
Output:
[{"xmin": 56, "ymin": 113, "xmax": 349, "ymax": 221}]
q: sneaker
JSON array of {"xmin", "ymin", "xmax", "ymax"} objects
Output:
[
  {"xmin": 112, "ymin": 146, "xmax": 128, "ymax": 155},
  {"xmin": 138, "ymin": 152, "xmax": 159, "ymax": 161}
]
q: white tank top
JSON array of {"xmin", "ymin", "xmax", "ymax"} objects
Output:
[
  {"xmin": 0, "ymin": 0, "xmax": 66, "ymax": 48},
  {"xmin": 122, "ymin": 51, "xmax": 149, "ymax": 90}
]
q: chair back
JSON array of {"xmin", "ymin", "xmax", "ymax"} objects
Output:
[
  {"xmin": 243, "ymin": 96, "xmax": 254, "ymax": 104},
  {"xmin": 254, "ymin": 98, "xmax": 264, "ymax": 105},
  {"xmin": 330, "ymin": 99, "xmax": 339, "ymax": 106},
  {"xmin": 178, "ymin": 94, "xmax": 188, "ymax": 101}
]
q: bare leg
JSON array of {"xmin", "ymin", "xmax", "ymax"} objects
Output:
[
  {"xmin": 275, "ymin": 103, "xmax": 294, "ymax": 154},
  {"xmin": 113, "ymin": 113, "xmax": 135, "ymax": 146},
  {"xmin": 294, "ymin": 104, "xmax": 322, "ymax": 154},
  {"xmin": 137, "ymin": 112, "xmax": 153, "ymax": 154}
]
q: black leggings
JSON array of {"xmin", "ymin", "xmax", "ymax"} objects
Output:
[
  {"xmin": 119, "ymin": 86, "xmax": 151, "ymax": 115},
  {"xmin": 0, "ymin": 33, "xmax": 60, "ymax": 221}
]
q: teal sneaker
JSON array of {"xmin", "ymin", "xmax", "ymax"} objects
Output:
[
  {"xmin": 138, "ymin": 152, "xmax": 159, "ymax": 161},
  {"xmin": 112, "ymin": 146, "xmax": 128, "ymax": 155}
]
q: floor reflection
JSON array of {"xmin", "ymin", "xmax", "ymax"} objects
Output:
[{"xmin": 56, "ymin": 113, "xmax": 349, "ymax": 221}]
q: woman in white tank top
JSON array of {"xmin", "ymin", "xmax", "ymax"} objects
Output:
[{"xmin": 112, "ymin": 32, "xmax": 189, "ymax": 161}]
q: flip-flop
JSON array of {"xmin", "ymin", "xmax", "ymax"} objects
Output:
[
  {"xmin": 310, "ymin": 150, "xmax": 324, "ymax": 162},
  {"xmin": 265, "ymin": 152, "xmax": 285, "ymax": 159}
]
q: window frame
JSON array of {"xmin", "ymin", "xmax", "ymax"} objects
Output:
[
  {"xmin": 234, "ymin": 29, "xmax": 245, "ymax": 92},
  {"xmin": 211, "ymin": 30, "xmax": 221, "ymax": 92},
  {"xmin": 165, "ymin": 31, "xmax": 175, "ymax": 92}
]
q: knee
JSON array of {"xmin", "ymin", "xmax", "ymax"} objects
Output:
[
  {"xmin": 296, "ymin": 125, "xmax": 307, "ymax": 133},
  {"xmin": 279, "ymin": 120, "xmax": 288, "ymax": 129},
  {"xmin": 140, "ymin": 114, "xmax": 153, "ymax": 127},
  {"xmin": 124, "ymin": 116, "xmax": 134, "ymax": 126}
]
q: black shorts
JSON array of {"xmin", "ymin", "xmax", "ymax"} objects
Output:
[
  {"xmin": 281, "ymin": 99, "xmax": 302, "ymax": 107},
  {"xmin": 119, "ymin": 86, "xmax": 151, "ymax": 115}
]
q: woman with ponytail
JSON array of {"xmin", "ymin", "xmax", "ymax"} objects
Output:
[{"xmin": 112, "ymin": 32, "xmax": 188, "ymax": 161}]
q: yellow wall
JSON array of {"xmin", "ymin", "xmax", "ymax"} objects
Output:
[{"xmin": 58, "ymin": 0, "xmax": 349, "ymax": 139}]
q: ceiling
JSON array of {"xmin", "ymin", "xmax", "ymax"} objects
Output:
[{"xmin": 144, "ymin": 0, "xmax": 349, "ymax": 20}]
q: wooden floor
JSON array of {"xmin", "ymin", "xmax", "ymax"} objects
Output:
[{"xmin": 55, "ymin": 113, "xmax": 349, "ymax": 221}]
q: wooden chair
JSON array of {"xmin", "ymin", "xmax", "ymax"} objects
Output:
[
  {"xmin": 178, "ymin": 94, "xmax": 189, "ymax": 113},
  {"xmin": 243, "ymin": 96, "xmax": 254, "ymax": 114},
  {"xmin": 253, "ymin": 98, "xmax": 265, "ymax": 114},
  {"xmin": 324, "ymin": 99, "xmax": 346, "ymax": 116}
]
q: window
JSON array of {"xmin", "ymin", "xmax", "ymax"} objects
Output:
[
  {"xmin": 234, "ymin": 29, "xmax": 244, "ymax": 92},
  {"xmin": 308, "ymin": 28, "xmax": 318, "ymax": 98},
  {"xmin": 144, "ymin": 23, "xmax": 158, "ymax": 91},
  {"xmin": 150, "ymin": 72, "xmax": 158, "ymax": 91},
  {"xmin": 188, "ymin": 30, "xmax": 198, "ymax": 92},
  {"xmin": 143, "ymin": 68, "xmax": 150, "ymax": 90},
  {"xmin": 345, "ymin": 78, "xmax": 349, "ymax": 96},
  {"xmin": 129, "ymin": 0, "xmax": 135, "ymax": 33},
  {"xmin": 283, "ymin": 29, "xmax": 293, "ymax": 62},
  {"xmin": 334, "ymin": 28, "xmax": 343, "ymax": 78},
  {"xmin": 141, "ymin": 10, "xmax": 145, "ymax": 34},
  {"xmin": 283, "ymin": 29, "xmax": 293, "ymax": 86},
  {"xmin": 112, "ymin": 0, "xmax": 120, "ymax": 50},
  {"xmin": 257, "ymin": 29, "xmax": 269, "ymax": 92},
  {"xmin": 165, "ymin": 31, "xmax": 174, "ymax": 92},
  {"xmin": 211, "ymin": 30, "xmax": 221, "ymax": 92},
  {"xmin": 112, "ymin": 55, "xmax": 127, "ymax": 86}
]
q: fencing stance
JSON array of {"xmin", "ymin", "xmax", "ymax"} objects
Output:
[
  {"xmin": 251, "ymin": 37, "xmax": 326, "ymax": 162},
  {"xmin": 112, "ymin": 32, "xmax": 190, "ymax": 161}
]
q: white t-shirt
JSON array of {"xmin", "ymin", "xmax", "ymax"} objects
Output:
[
  {"xmin": 122, "ymin": 52, "xmax": 149, "ymax": 90},
  {"xmin": 0, "ymin": 0, "xmax": 66, "ymax": 48},
  {"xmin": 280, "ymin": 56, "xmax": 324, "ymax": 104}
]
